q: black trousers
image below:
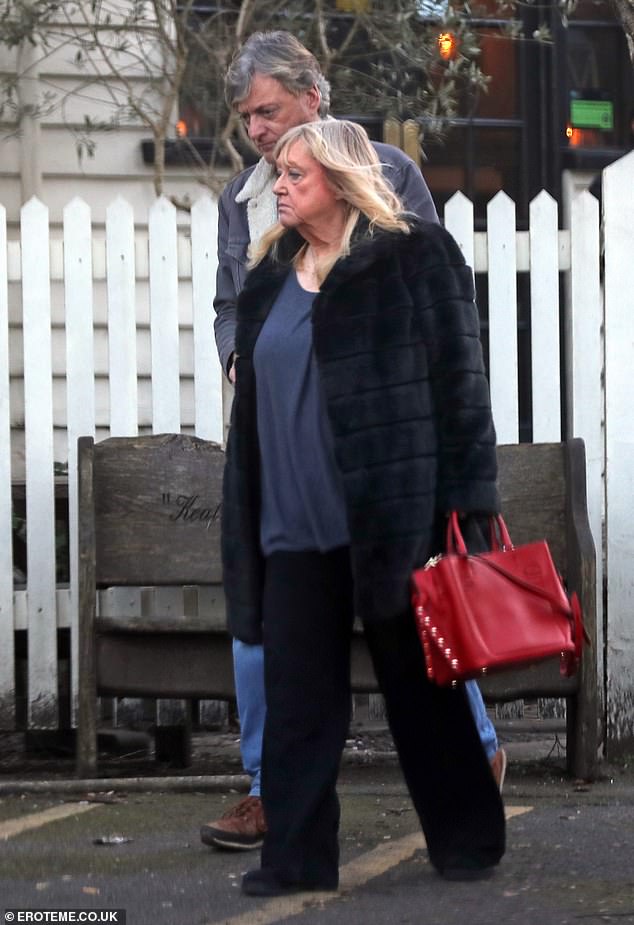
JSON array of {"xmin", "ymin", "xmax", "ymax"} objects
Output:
[{"xmin": 260, "ymin": 547, "xmax": 505, "ymax": 886}]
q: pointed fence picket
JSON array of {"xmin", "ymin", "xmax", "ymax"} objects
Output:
[
  {"xmin": 149, "ymin": 196, "xmax": 181, "ymax": 434},
  {"xmin": 486, "ymin": 192, "xmax": 520, "ymax": 443},
  {"xmin": 3, "ymin": 155, "xmax": 634, "ymax": 751},
  {"xmin": 191, "ymin": 195, "xmax": 223, "ymax": 444},
  {"xmin": 529, "ymin": 191, "xmax": 561, "ymax": 443},
  {"xmin": 106, "ymin": 197, "xmax": 138, "ymax": 438}
]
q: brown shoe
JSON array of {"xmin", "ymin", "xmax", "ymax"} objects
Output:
[
  {"xmin": 200, "ymin": 795, "xmax": 267, "ymax": 851},
  {"xmin": 490, "ymin": 748, "xmax": 507, "ymax": 793}
]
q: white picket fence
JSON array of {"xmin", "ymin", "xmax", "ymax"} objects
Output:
[{"xmin": 1, "ymin": 151, "xmax": 634, "ymax": 752}]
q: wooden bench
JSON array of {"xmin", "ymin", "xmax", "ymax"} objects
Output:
[{"xmin": 76, "ymin": 434, "xmax": 598, "ymax": 780}]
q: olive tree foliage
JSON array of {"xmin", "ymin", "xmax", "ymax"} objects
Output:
[{"xmin": 0, "ymin": 0, "xmax": 538, "ymax": 202}]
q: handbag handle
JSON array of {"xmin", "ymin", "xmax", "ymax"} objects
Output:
[{"xmin": 447, "ymin": 511, "xmax": 513, "ymax": 555}]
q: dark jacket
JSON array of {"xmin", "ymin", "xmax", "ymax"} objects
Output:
[
  {"xmin": 222, "ymin": 218, "xmax": 499, "ymax": 644},
  {"xmin": 213, "ymin": 142, "xmax": 438, "ymax": 375}
]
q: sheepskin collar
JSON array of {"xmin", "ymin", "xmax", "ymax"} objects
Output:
[{"xmin": 234, "ymin": 158, "xmax": 278, "ymax": 246}]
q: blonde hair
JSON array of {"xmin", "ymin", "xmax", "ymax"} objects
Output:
[{"xmin": 248, "ymin": 120, "xmax": 411, "ymax": 282}]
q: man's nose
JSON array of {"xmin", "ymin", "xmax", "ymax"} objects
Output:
[{"xmin": 248, "ymin": 114, "xmax": 264, "ymax": 140}]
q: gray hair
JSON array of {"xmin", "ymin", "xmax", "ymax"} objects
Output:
[{"xmin": 225, "ymin": 31, "xmax": 331, "ymax": 117}]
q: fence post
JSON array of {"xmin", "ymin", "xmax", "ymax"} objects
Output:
[
  {"xmin": 149, "ymin": 196, "xmax": 189, "ymax": 734},
  {"xmin": 603, "ymin": 151, "xmax": 634, "ymax": 756},
  {"xmin": 21, "ymin": 197, "xmax": 58, "ymax": 728},
  {"xmin": 568, "ymin": 188, "xmax": 604, "ymax": 728},
  {"xmin": 0, "ymin": 203, "xmax": 14, "ymax": 727},
  {"xmin": 64, "ymin": 198, "xmax": 97, "ymax": 722}
]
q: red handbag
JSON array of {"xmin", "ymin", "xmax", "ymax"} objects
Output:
[{"xmin": 411, "ymin": 512, "xmax": 586, "ymax": 686}]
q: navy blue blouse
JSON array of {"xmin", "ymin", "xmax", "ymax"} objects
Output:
[{"xmin": 253, "ymin": 271, "xmax": 350, "ymax": 555}]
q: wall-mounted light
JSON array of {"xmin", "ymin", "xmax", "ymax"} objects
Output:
[{"xmin": 438, "ymin": 31, "xmax": 458, "ymax": 61}]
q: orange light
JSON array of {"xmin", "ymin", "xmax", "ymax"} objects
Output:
[
  {"xmin": 566, "ymin": 124, "xmax": 583, "ymax": 146},
  {"xmin": 438, "ymin": 32, "xmax": 458, "ymax": 61},
  {"xmin": 176, "ymin": 119, "xmax": 187, "ymax": 138}
]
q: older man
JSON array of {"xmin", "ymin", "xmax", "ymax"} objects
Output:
[{"xmin": 203, "ymin": 30, "xmax": 505, "ymax": 853}]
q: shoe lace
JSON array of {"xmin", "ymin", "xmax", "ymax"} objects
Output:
[{"xmin": 223, "ymin": 796, "xmax": 261, "ymax": 820}]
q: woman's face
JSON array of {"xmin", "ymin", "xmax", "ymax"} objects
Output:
[{"xmin": 273, "ymin": 141, "xmax": 345, "ymax": 238}]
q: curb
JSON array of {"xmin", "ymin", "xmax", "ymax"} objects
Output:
[{"xmin": 0, "ymin": 773, "xmax": 250, "ymax": 796}]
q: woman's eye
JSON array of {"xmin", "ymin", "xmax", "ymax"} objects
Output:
[{"xmin": 288, "ymin": 170, "xmax": 302, "ymax": 181}]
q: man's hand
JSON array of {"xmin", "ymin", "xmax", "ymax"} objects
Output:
[{"xmin": 228, "ymin": 355, "xmax": 237, "ymax": 384}]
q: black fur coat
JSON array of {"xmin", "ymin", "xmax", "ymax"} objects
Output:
[{"xmin": 221, "ymin": 217, "xmax": 499, "ymax": 643}]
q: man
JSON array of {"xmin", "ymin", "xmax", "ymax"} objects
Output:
[{"xmin": 203, "ymin": 30, "xmax": 506, "ymax": 852}]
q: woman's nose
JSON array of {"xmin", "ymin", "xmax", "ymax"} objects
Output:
[{"xmin": 273, "ymin": 174, "xmax": 284, "ymax": 194}]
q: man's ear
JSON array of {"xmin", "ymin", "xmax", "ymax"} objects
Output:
[{"xmin": 306, "ymin": 83, "xmax": 322, "ymax": 116}]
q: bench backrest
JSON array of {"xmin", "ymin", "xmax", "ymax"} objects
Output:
[
  {"xmin": 80, "ymin": 436, "xmax": 591, "ymax": 591},
  {"xmin": 498, "ymin": 442, "xmax": 568, "ymax": 568},
  {"xmin": 496, "ymin": 439, "xmax": 593, "ymax": 605},
  {"xmin": 78, "ymin": 434, "xmax": 225, "ymax": 587}
]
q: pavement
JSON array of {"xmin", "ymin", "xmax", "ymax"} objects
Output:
[{"xmin": 1, "ymin": 718, "xmax": 633, "ymax": 925}]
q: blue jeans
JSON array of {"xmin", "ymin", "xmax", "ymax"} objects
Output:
[
  {"xmin": 232, "ymin": 638, "xmax": 266, "ymax": 797},
  {"xmin": 465, "ymin": 679, "xmax": 498, "ymax": 761},
  {"xmin": 232, "ymin": 640, "xmax": 498, "ymax": 794}
]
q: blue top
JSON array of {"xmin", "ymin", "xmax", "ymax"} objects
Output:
[{"xmin": 253, "ymin": 270, "xmax": 350, "ymax": 555}]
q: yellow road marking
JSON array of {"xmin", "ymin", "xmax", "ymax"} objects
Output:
[
  {"xmin": 206, "ymin": 805, "xmax": 533, "ymax": 925},
  {"xmin": 0, "ymin": 802, "xmax": 100, "ymax": 840}
]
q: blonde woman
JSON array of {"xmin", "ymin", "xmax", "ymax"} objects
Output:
[{"xmin": 221, "ymin": 120, "xmax": 506, "ymax": 897}]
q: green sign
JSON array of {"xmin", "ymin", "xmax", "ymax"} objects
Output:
[{"xmin": 570, "ymin": 99, "xmax": 614, "ymax": 131}]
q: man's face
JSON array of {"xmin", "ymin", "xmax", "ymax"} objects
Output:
[{"xmin": 236, "ymin": 73, "xmax": 321, "ymax": 163}]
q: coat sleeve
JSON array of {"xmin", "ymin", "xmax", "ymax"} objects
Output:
[
  {"xmin": 213, "ymin": 185, "xmax": 238, "ymax": 377},
  {"xmin": 374, "ymin": 143, "xmax": 439, "ymax": 224},
  {"xmin": 392, "ymin": 157, "xmax": 439, "ymax": 224},
  {"xmin": 407, "ymin": 226, "xmax": 500, "ymax": 514}
]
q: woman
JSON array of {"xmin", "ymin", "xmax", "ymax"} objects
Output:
[{"xmin": 221, "ymin": 119, "xmax": 506, "ymax": 897}]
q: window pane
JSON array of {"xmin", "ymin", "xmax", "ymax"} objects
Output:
[
  {"xmin": 473, "ymin": 31, "xmax": 519, "ymax": 119},
  {"xmin": 565, "ymin": 24, "xmax": 634, "ymax": 148},
  {"xmin": 422, "ymin": 126, "xmax": 523, "ymax": 219}
]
